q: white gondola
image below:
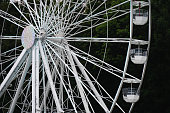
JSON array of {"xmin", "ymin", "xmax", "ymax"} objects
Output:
[
  {"xmin": 133, "ymin": 9, "xmax": 148, "ymax": 25},
  {"xmin": 122, "ymin": 88, "xmax": 140, "ymax": 103},
  {"xmin": 132, "ymin": 1, "xmax": 149, "ymax": 25},
  {"xmin": 130, "ymin": 48, "xmax": 147, "ymax": 64},
  {"xmin": 123, "ymin": 79, "xmax": 140, "ymax": 103}
]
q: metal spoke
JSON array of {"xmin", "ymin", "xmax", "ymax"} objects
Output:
[
  {"xmin": 8, "ymin": 52, "xmax": 32, "ymax": 113},
  {"xmin": 0, "ymin": 49, "xmax": 29, "ymax": 98},
  {"xmin": 39, "ymin": 40, "xmax": 63, "ymax": 112},
  {"xmin": 0, "ymin": 9, "xmax": 28, "ymax": 28},
  {"xmin": 47, "ymin": 39, "xmax": 140, "ymax": 81},
  {"xmin": 0, "ymin": 0, "xmax": 151, "ymax": 112},
  {"xmin": 47, "ymin": 37, "xmax": 148, "ymax": 44}
]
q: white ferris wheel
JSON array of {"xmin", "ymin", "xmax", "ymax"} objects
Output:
[{"xmin": 0, "ymin": 0, "xmax": 151, "ymax": 113}]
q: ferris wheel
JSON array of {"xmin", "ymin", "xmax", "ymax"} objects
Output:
[{"xmin": 0, "ymin": 0, "xmax": 151, "ymax": 113}]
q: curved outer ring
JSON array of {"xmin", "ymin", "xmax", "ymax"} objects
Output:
[{"xmin": 110, "ymin": 0, "xmax": 151, "ymax": 112}]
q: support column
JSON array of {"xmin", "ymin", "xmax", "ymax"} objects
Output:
[
  {"xmin": 40, "ymin": 59, "xmax": 59, "ymax": 112},
  {"xmin": 45, "ymin": 43, "xmax": 78, "ymax": 113},
  {"xmin": 0, "ymin": 39, "xmax": 2, "ymax": 75},
  {"xmin": 35, "ymin": 42, "xmax": 40, "ymax": 113},
  {"xmin": 0, "ymin": 49, "xmax": 28, "ymax": 98},
  {"xmin": 8, "ymin": 53, "xmax": 32, "ymax": 113},
  {"xmin": 72, "ymin": 53, "xmax": 109, "ymax": 112},
  {"xmin": 32, "ymin": 45, "xmax": 36, "ymax": 113},
  {"xmin": 59, "ymin": 49, "xmax": 64, "ymax": 107},
  {"xmin": 65, "ymin": 45, "xmax": 91, "ymax": 113},
  {"xmin": 39, "ymin": 40, "xmax": 63, "ymax": 113},
  {"xmin": 42, "ymin": 66, "xmax": 46, "ymax": 113}
]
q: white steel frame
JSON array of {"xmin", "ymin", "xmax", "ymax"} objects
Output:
[{"xmin": 0, "ymin": 0, "xmax": 151, "ymax": 113}]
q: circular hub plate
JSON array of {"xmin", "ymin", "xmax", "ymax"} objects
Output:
[{"xmin": 21, "ymin": 25, "xmax": 35, "ymax": 49}]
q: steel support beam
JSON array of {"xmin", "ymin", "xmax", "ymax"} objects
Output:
[
  {"xmin": 0, "ymin": 49, "xmax": 29, "ymax": 98},
  {"xmin": 65, "ymin": 45, "xmax": 91, "ymax": 113},
  {"xmin": 39, "ymin": 40, "xmax": 63, "ymax": 113},
  {"xmin": 35, "ymin": 42, "xmax": 40, "ymax": 112},
  {"xmin": 72, "ymin": 53, "xmax": 109, "ymax": 112},
  {"xmin": 0, "ymin": 9, "xmax": 28, "ymax": 28},
  {"xmin": 40, "ymin": 62, "xmax": 58, "ymax": 112},
  {"xmin": 109, "ymin": 0, "xmax": 133, "ymax": 111},
  {"xmin": 32, "ymin": 44, "xmax": 36, "ymax": 113},
  {"xmin": 8, "ymin": 53, "xmax": 32, "ymax": 113}
]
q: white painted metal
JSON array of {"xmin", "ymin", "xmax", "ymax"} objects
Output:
[
  {"xmin": 39, "ymin": 40, "xmax": 63, "ymax": 112},
  {"xmin": 44, "ymin": 45, "xmax": 79, "ymax": 113},
  {"xmin": 123, "ymin": 78, "xmax": 141, "ymax": 83},
  {"xmin": 110, "ymin": 0, "xmax": 134, "ymax": 111},
  {"xmin": 42, "ymin": 66, "xmax": 46, "ymax": 113},
  {"xmin": 45, "ymin": 41, "xmax": 115, "ymax": 112},
  {"xmin": 47, "ymin": 39, "xmax": 140, "ymax": 81},
  {"xmin": 49, "ymin": 37, "xmax": 149, "ymax": 44},
  {"xmin": 0, "ymin": 36, "xmax": 21, "ymax": 40},
  {"xmin": 65, "ymin": 45, "xmax": 91, "ymax": 113},
  {"xmin": 72, "ymin": 52, "xmax": 109, "ymax": 112},
  {"xmin": 10, "ymin": 2, "xmax": 35, "ymax": 30},
  {"xmin": 128, "ymin": 1, "xmax": 152, "ymax": 113},
  {"xmin": 0, "ymin": 0, "xmax": 151, "ymax": 112},
  {"xmin": 10, "ymin": 0, "xmax": 22, "ymax": 4},
  {"xmin": 0, "ymin": 49, "xmax": 28, "ymax": 97},
  {"xmin": 0, "ymin": 9, "xmax": 28, "ymax": 28},
  {"xmin": 21, "ymin": 76, "xmax": 32, "ymax": 112},
  {"xmin": 59, "ymin": 49, "xmax": 64, "ymax": 108},
  {"xmin": 35, "ymin": 42, "xmax": 40, "ymax": 113},
  {"xmin": 8, "ymin": 53, "xmax": 32, "ymax": 113},
  {"xmin": 32, "ymin": 44, "xmax": 36, "ymax": 113},
  {"xmin": 40, "ymin": 59, "xmax": 59, "ymax": 112}
]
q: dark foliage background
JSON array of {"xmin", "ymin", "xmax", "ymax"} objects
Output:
[{"xmin": 0, "ymin": 0, "xmax": 170, "ymax": 113}]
